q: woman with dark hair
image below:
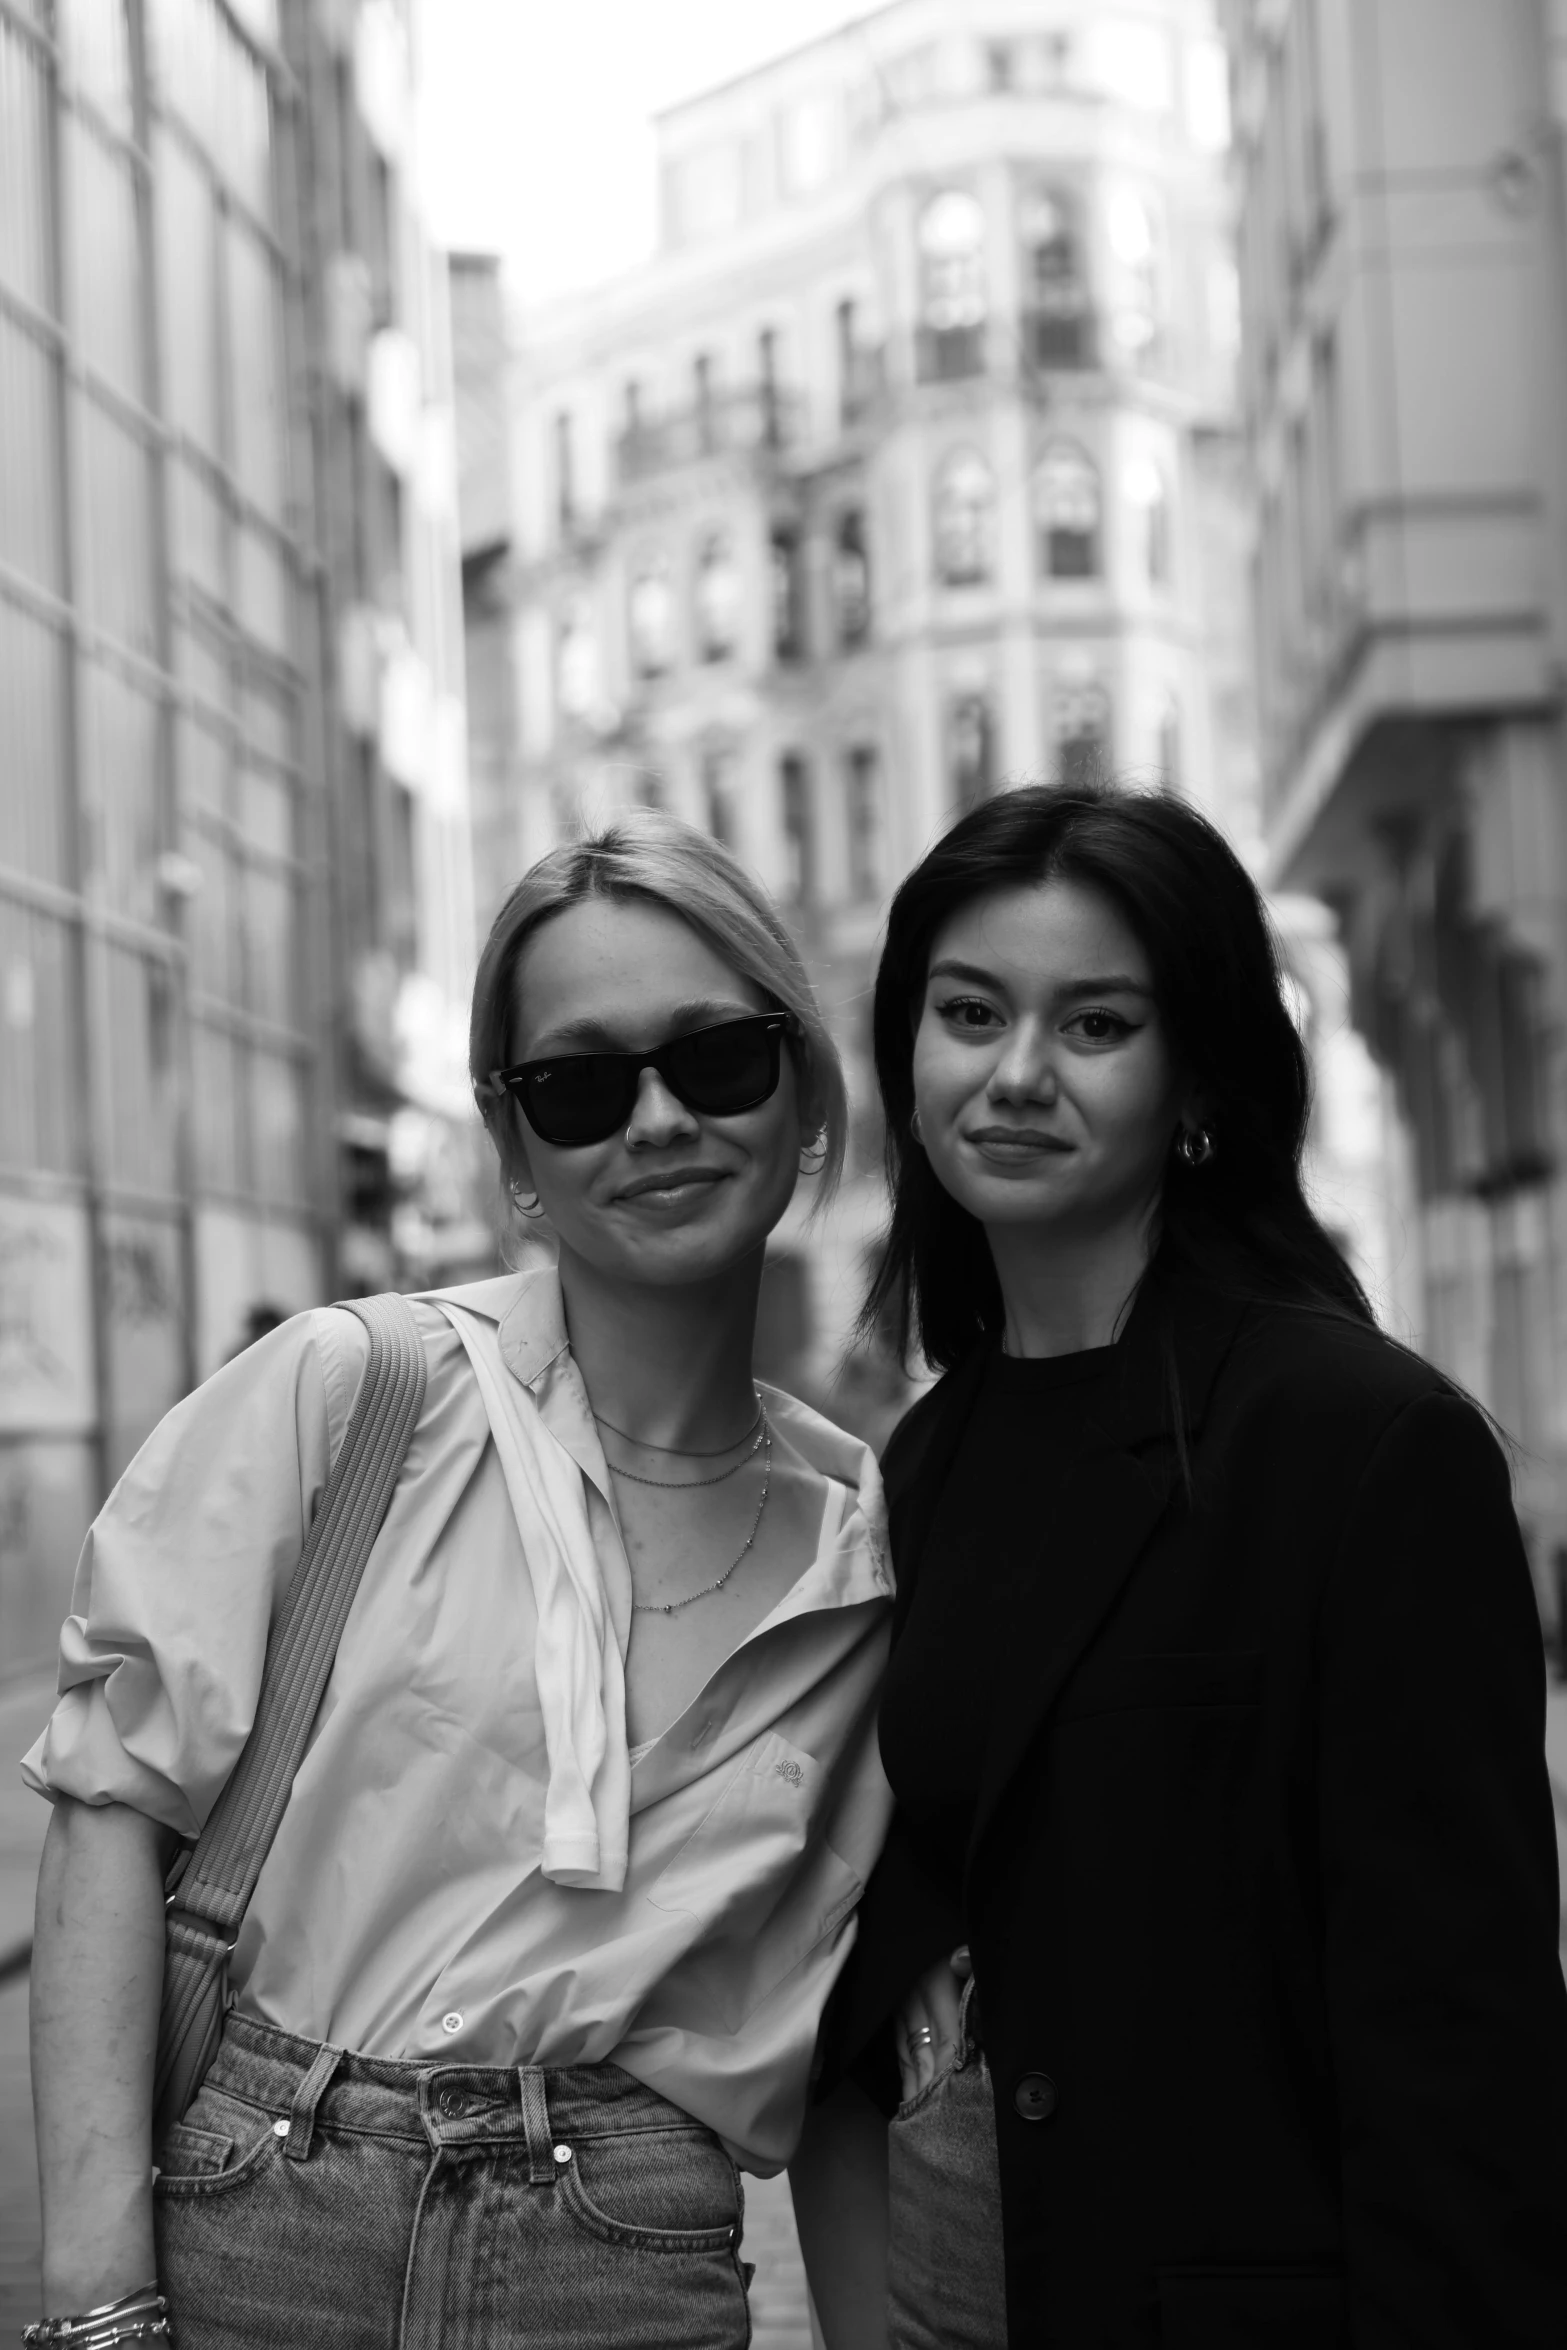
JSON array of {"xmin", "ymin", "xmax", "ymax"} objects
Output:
[{"xmin": 795, "ymin": 782, "xmax": 1567, "ymax": 2348}]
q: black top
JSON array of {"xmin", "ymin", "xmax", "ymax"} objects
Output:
[{"xmin": 877, "ymin": 1340, "xmax": 1120, "ymax": 1906}]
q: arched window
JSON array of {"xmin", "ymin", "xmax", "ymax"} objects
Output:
[
  {"xmin": 694, "ymin": 532, "xmax": 739, "ymax": 661},
  {"xmin": 934, "ymin": 449, "xmax": 995, "ymax": 586},
  {"xmin": 556, "ymin": 594, "xmax": 596, "ymax": 718},
  {"xmin": 1107, "ymin": 186, "xmax": 1166, "ymax": 362},
  {"xmin": 918, "ymin": 189, "xmax": 986, "ymax": 380},
  {"xmin": 1054, "ymin": 677, "xmax": 1111, "ymax": 788},
  {"xmin": 949, "ymin": 694, "xmax": 995, "ymax": 811},
  {"xmin": 701, "ymin": 744, "xmax": 735, "ymax": 848},
  {"xmin": 1124, "ymin": 453, "xmax": 1171, "ymax": 586},
  {"xmin": 1035, "ymin": 442, "xmax": 1101, "ymax": 578},
  {"xmin": 1021, "ymin": 188, "xmax": 1090, "ymax": 366},
  {"xmin": 833, "ymin": 508, "xmax": 871, "ymax": 647},
  {"xmin": 628, "ymin": 557, "xmax": 673, "ymax": 678}
]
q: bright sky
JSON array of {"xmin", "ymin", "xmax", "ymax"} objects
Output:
[{"xmin": 413, "ymin": 0, "xmax": 866, "ymax": 310}]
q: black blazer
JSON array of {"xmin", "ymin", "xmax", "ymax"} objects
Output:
[{"xmin": 833, "ymin": 1285, "xmax": 1567, "ymax": 2348}]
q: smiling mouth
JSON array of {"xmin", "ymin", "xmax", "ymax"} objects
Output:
[
  {"xmin": 965, "ymin": 1129, "xmax": 1074, "ymax": 1156},
  {"xmin": 617, "ymin": 1167, "xmax": 729, "ymax": 1202}
]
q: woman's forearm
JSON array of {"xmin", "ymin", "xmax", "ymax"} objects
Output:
[
  {"xmin": 32, "ymin": 1796, "xmax": 174, "ymax": 2313},
  {"xmin": 789, "ymin": 2079, "xmax": 890, "ymax": 2350}
]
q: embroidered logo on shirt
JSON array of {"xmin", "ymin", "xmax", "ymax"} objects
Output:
[{"xmin": 773, "ymin": 1759, "xmax": 806, "ymax": 1787}]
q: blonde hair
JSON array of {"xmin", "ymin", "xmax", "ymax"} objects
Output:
[{"xmin": 470, "ymin": 811, "xmax": 848, "ymax": 1208}]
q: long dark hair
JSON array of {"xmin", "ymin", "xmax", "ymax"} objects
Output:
[{"xmin": 865, "ymin": 781, "xmax": 1375, "ymax": 1371}]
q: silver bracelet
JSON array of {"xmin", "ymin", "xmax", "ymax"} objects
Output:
[{"xmin": 22, "ymin": 2283, "xmax": 170, "ymax": 2349}]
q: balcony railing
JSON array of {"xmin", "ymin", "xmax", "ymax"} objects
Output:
[
  {"xmin": 617, "ymin": 385, "xmax": 802, "ymax": 485},
  {"xmin": 915, "ymin": 323, "xmax": 987, "ymax": 384}
]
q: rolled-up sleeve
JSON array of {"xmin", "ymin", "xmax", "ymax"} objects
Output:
[{"xmin": 22, "ymin": 1309, "xmax": 363, "ymax": 1839}]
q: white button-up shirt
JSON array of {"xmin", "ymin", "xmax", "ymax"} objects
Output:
[{"xmin": 23, "ymin": 1269, "xmax": 895, "ymax": 2172}]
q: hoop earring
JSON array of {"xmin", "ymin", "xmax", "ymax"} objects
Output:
[
  {"xmin": 910, "ymin": 1107, "xmax": 925, "ymax": 1147},
  {"xmin": 510, "ymin": 1181, "xmax": 545, "ymax": 1220},
  {"xmin": 1175, "ymin": 1126, "xmax": 1214, "ymax": 1169},
  {"xmin": 800, "ymin": 1130, "xmax": 828, "ymax": 1176}
]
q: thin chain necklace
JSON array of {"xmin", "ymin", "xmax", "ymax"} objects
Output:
[
  {"xmin": 629, "ymin": 1420, "xmax": 772, "ymax": 1614},
  {"xmin": 606, "ymin": 1414, "xmax": 767, "ymax": 1489},
  {"xmin": 592, "ymin": 1394, "xmax": 764, "ymax": 1458}
]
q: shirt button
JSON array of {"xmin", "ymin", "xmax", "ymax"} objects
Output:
[
  {"xmin": 441, "ymin": 2011, "xmax": 463, "ymax": 2035},
  {"xmin": 1013, "ymin": 2072, "xmax": 1058, "ymax": 2123}
]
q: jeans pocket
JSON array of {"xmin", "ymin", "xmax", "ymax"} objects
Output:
[
  {"xmin": 893, "ymin": 2049, "xmax": 962, "ymax": 2125},
  {"xmin": 154, "ymin": 2090, "xmax": 281, "ymax": 2201},
  {"xmin": 557, "ymin": 2125, "xmax": 742, "ymax": 2253}
]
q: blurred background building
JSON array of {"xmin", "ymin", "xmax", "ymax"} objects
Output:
[
  {"xmin": 0, "ymin": 0, "xmax": 483, "ymax": 1669},
  {"xmin": 1222, "ymin": 0, "xmax": 1567, "ymax": 1627},
  {"xmin": 454, "ymin": 0, "xmax": 1259, "ymax": 1403}
]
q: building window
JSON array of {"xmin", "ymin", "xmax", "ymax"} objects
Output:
[
  {"xmin": 949, "ymin": 694, "xmax": 994, "ymax": 811},
  {"xmin": 702, "ymin": 745, "xmax": 735, "ymax": 847},
  {"xmin": 757, "ymin": 326, "xmax": 781, "ymax": 448},
  {"xmin": 934, "ymin": 449, "xmax": 995, "ymax": 586},
  {"xmin": 1125, "ymin": 453, "xmax": 1171, "ymax": 585},
  {"xmin": 917, "ymin": 189, "xmax": 986, "ymax": 380},
  {"xmin": 846, "ymin": 743, "xmax": 884, "ymax": 897},
  {"xmin": 836, "ymin": 295, "xmax": 878, "ymax": 425},
  {"xmin": 1021, "ymin": 189, "xmax": 1091, "ymax": 366},
  {"xmin": 771, "ymin": 522, "xmax": 805, "ymax": 661},
  {"xmin": 1107, "ymin": 186, "xmax": 1165, "ymax": 362},
  {"xmin": 693, "ymin": 350, "xmax": 718, "ymax": 454},
  {"xmin": 833, "ymin": 508, "xmax": 871, "ymax": 647},
  {"xmin": 553, "ymin": 412, "xmax": 574, "ymax": 536},
  {"xmin": 779, "ymin": 751, "xmax": 813, "ymax": 901},
  {"xmin": 694, "ymin": 532, "xmax": 740, "ymax": 661},
  {"xmin": 1157, "ymin": 693, "xmax": 1181, "ymax": 789},
  {"xmin": 1035, "ymin": 442, "xmax": 1101, "ymax": 579},
  {"xmin": 1054, "ymin": 678, "xmax": 1111, "ymax": 787},
  {"xmin": 556, "ymin": 594, "xmax": 596, "ymax": 719},
  {"xmin": 986, "ymin": 40, "xmax": 1017, "ymax": 91},
  {"xmin": 629, "ymin": 557, "xmax": 674, "ymax": 677}
]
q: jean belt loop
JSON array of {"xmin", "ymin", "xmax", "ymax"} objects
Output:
[
  {"xmin": 283, "ymin": 2042, "xmax": 345, "ymax": 2162},
  {"xmin": 517, "ymin": 2066, "xmax": 557, "ymax": 2186}
]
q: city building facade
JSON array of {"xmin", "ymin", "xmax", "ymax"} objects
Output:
[
  {"xmin": 0, "ymin": 0, "xmax": 478, "ymax": 1667},
  {"xmin": 463, "ymin": 0, "xmax": 1251, "ymax": 1386},
  {"xmin": 1221, "ymin": 0, "xmax": 1567, "ymax": 1612}
]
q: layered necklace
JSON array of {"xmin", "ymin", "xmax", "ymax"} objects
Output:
[{"xmin": 595, "ymin": 1392, "xmax": 773, "ymax": 1616}]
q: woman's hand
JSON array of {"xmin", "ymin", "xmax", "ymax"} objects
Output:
[{"xmin": 895, "ymin": 1944, "xmax": 971, "ymax": 2104}]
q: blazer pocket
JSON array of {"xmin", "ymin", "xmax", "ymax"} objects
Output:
[
  {"xmin": 1055, "ymin": 1648, "xmax": 1264, "ymax": 1726},
  {"xmin": 1157, "ymin": 2266, "xmax": 1346, "ymax": 2347}
]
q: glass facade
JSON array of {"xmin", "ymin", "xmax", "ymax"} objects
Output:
[{"xmin": 0, "ymin": 0, "xmax": 329, "ymax": 1659}]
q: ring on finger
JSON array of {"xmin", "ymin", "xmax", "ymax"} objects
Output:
[{"xmin": 907, "ymin": 2024, "xmax": 935, "ymax": 2049}]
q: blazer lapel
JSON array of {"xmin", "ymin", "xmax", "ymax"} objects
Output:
[
  {"xmin": 963, "ymin": 1278, "xmax": 1250, "ymax": 1890},
  {"xmin": 885, "ymin": 1342, "xmax": 991, "ymax": 1639}
]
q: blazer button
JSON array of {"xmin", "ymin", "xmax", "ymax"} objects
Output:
[{"xmin": 1013, "ymin": 2072, "xmax": 1058, "ymax": 2122}]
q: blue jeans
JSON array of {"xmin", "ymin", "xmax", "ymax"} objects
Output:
[
  {"xmin": 154, "ymin": 2012, "xmax": 753, "ymax": 2348},
  {"xmin": 887, "ymin": 1979, "xmax": 1008, "ymax": 2350}
]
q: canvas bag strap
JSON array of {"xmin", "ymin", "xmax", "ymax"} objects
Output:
[{"xmin": 156, "ymin": 1293, "xmax": 426, "ymax": 2071}]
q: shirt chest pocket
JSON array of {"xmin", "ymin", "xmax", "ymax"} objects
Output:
[{"xmin": 646, "ymin": 1731, "xmax": 863, "ymax": 2034}]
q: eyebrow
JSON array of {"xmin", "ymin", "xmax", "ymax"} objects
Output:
[
  {"xmin": 521, "ymin": 996, "xmax": 757, "ymax": 1058},
  {"xmin": 926, "ymin": 958, "xmax": 1153, "ymax": 999}
]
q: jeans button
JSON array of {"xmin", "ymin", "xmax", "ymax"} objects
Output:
[{"xmin": 438, "ymin": 2087, "xmax": 465, "ymax": 2118}]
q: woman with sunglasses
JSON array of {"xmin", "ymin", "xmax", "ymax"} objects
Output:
[
  {"xmin": 26, "ymin": 814, "xmax": 893, "ymax": 2350},
  {"xmin": 802, "ymin": 782, "xmax": 1567, "ymax": 2349}
]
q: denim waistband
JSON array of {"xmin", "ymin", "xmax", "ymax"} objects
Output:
[{"xmin": 202, "ymin": 2011, "xmax": 705, "ymax": 2168}]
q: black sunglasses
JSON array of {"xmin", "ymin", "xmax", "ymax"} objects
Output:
[{"xmin": 487, "ymin": 1012, "xmax": 798, "ymax": 1148}]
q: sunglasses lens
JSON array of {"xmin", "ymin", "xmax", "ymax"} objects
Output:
[
  {"xmin": 523, "ymin": 1055, "xmax": 631, "ymax": 1145},
  {"xmin": 666, "ymin": 1020, "xmax": 778, "ymax": 1114}
]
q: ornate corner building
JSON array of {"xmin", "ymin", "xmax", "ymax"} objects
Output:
[
  {"xmin": 1222, "ymin": 0, "xmax": 1567, "ymax": 1605},
  {"xmin": 455, "ymin": 0, "xmax": 1253, "ymax": 1390}
]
